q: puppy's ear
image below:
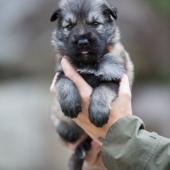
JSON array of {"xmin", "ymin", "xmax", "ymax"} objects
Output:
[
  {"xmin": 109, "ymin": 7, "xmax": 118, "ymax": 20},
  {"xmin": 103, "ymin": 7, "xmax": 118, "ymax": 21},
  {"xmin": 50, "ymin": 9, "xmax": 61, "ymax": 22}
]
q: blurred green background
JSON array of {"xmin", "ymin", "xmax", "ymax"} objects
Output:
[
  {"xmin": 149, "ymin": 0, "xmax": 170, "ymax": 16},
  {"xmin": 0, "ymin": 0, "xmax": 170, "ymax": 170}
]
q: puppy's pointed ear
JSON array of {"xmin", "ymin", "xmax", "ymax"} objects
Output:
[
  {"xmin": 110, "ymin": 7, "xmax": 118, "ymax": 20},
  {"xmin": 50, "ymin": 9, "xmax": 61, "ymax": 22},
  {"xmin": 103, "ymin": 7, "xmax": 118, "ymax": 21}
]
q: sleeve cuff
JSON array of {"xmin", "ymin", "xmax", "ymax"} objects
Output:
[{"xmin": 101, "ymin": 116, "xmax": 160, "ymax": 170}]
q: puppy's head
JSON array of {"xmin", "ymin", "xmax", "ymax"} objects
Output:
[{"xmin": 51, "ymin": 0, "xmax": 120, "ymax": 65}]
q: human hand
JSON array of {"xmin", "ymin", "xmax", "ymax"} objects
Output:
[
  {"xmin": 50, "ymin": 57, "xmax": 132, "ymax": 169},
  {"xmin": 59, "ymin": 57, "xmax": 132, "ymax": 145}
]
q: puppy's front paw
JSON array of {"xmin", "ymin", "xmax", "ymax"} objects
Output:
[
  {"xmin": 89, "ymin": 99, "xmax": 110, "ymax": 127},
  {"xmin": 60, "ymin": 96, "xmax": 82, "ymax": 118},
  {"xmin": 56, "ymin": 77, "xmax": 82, "ymax": 118},
  {"xmin": 88, "ymin": 84, "xmax": 117, "ymax": 127}
]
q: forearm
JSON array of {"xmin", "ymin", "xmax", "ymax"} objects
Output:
[{"xmin": 101, "ymin": 116, "xmax": 170, "ymax": 170}]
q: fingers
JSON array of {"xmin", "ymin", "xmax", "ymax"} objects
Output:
[
  {"xmin": 85, "ymin": 141, "xmax": 101, "ymax": 165},
  {"xmin": 67, "ymin": 135, "xmax": 87, "ymax": 151},
  {"xmin": 61, "ymin": 57, "xmax": 92, "ymax": 98},
  {"xmin": 115, "ymin": 74, "xmax": 132, "ymax": 116},
  {"xmin": 50, "ymin": 72, "xmax": 59, "ymax": 94},
  {"xmin": 118, "ymin": 74, "xmax": 131, "ymax": 98}
]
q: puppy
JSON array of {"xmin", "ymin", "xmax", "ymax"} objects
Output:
[{"xmin": 50, "ymin": 0, "xmax": 134, "ymax": 169}]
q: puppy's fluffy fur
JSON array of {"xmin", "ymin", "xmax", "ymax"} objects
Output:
[{"xmin": 51, "ymin": 0, "xmax": 134, "ymax": 169}]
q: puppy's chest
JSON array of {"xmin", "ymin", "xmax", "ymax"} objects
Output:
[
  {"xmin": 74, "ymin": 55, "xmax": 123, "ymax": 87},
  {"xmin": 80, "ymin": 73, "xmax": 101, "ymax": 88},
  {"xmin": 77, "ymin": 67, "xmax": 118, "ymax": 88}
]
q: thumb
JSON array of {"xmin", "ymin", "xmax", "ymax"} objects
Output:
[
  {"xmin": 61, "ymin": 57, "xmax": 92, "ymax": 97},
  {"xmin": 118, "ymin": 74, "xmax": 131, "ymax": 98}
]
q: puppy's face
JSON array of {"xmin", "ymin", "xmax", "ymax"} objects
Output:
[{"xmin": 51, "ymin": 0, "xmax": 119, "ymax": 65}]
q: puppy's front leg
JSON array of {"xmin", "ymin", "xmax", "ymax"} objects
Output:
[
  {"xmin": 89, "ymin": 83, "xmax": 119, "ymax": 127},
  {"xmin": 56, "ymin": 73, "xmax": 82, "ymax": 118}
]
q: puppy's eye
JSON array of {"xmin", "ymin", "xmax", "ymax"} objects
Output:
[
  {"xmin": 90, "ymin": 22, "xmax": 101, "ymax": 27},
  {"xmin": 64, "ymin": 24, "xmax": 74, "ymax": 29}
]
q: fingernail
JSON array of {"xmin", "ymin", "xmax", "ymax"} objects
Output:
[
  {"xmin": 61, "ymin": 57, "xmax": 66, "ymax": 65},
  {"xmin": 50, "ymin": 73, "xmax": 58, "ymax": 94}
]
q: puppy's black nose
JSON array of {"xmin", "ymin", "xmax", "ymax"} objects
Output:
[{"xmin": 77, "ymin": 39, "xmax": 89, "ymax": 48}]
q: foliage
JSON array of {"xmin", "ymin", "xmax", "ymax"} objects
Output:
[{"xmin": 148, "ymin": 0, "xmax": 170, "ymax": 17}]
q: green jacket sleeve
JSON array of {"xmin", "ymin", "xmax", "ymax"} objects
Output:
[{"xmin": 101, "ymin": 116, "xmax": 170, "ymax": 170}]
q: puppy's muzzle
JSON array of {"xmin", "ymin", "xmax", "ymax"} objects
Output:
[
  {"xmin": 73, "ymin": 32, "xmax": 94, "ymax": 49},
  {"xmin": 77, "ymin": 38, "xmax": 89, "ymax": 49}
]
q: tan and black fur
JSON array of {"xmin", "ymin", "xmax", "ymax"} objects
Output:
[{"xmin": 50, "ymin": 0, "xmax": 134, "ymax": 169}]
